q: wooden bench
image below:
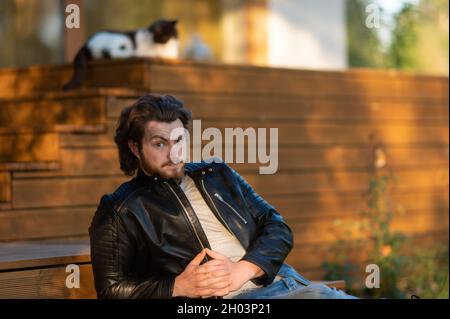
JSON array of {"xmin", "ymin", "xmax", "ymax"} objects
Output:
[
  {"xmin": 0, "ymin": 238, "xmax": 95, "ymax": 298},
  {"xmin": 0, "ymin": 237, "xmax": 345, "ymax": 298}
]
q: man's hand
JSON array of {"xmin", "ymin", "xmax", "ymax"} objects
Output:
[
  {"xmin": 172, "ymin": 249, "xmax": 232, "ymax": 298},
  {"xmin": 199, "ymin": 248, "xmax": 265, "ymax": 296}
]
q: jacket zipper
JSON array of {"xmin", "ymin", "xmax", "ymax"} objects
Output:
[
  {"xmin": 200, "ymin": 179, "xmax": 240, "ymax": 237},
  {"xmin": 213, "ymin": 193, "xmax": 248, "ymax": 225},
  {"xmin": 164, "ymin": 181, "xmax": 207, "ymax": 254}
]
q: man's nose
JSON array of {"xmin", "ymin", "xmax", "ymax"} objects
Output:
[
  {"xmin": 165, "ymin": 143, "xmax": 174, "ymax": 162},
  {"xmin": 169, "ymin": 140, "xmax": 184, "ymax": 164}
]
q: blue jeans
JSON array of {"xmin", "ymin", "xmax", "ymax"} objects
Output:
[{"xmin": 232, "ymin": 264, "xmax": 358, "ymax": 299}]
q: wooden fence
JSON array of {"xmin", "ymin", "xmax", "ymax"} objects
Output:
[{"xmin": 0, "ymin": 59, "xmax": 448, "ymax": 297}]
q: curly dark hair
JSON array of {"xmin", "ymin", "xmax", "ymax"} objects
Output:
[{"xmin": 114, "ymin": 94, "xmax": 192, "ymax": 176}]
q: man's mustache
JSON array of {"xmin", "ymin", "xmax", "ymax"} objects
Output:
[{"xmin": 163, "ymin": 161, "xmax": 184, "ymax": 167}]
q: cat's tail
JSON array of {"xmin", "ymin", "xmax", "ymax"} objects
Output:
[{"xmin": 63, "ymin": 45, "xmax": 91, "ymax": 90}]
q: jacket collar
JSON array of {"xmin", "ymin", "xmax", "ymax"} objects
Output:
[{"xmin": 135, "ymin": 162, "xmax": 215, "ymax": 185}]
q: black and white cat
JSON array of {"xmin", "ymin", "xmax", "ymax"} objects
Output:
[{"xmin": 63, "ymin": 19, "xmax": 178, "ymax": 90}]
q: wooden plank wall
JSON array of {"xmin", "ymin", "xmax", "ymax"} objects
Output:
[{"xmin": 0, "ymin": 60, "xmax": 448, "ymax": 285}]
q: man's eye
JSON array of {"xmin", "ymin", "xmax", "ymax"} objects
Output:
[{"xmin": 155, "ymin": 142, "xmax": 165, "ymax": 148}]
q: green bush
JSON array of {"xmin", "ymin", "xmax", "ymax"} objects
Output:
[{"xmin": 322, "ymin": 172, "xmax": 449, "ymax": 299}]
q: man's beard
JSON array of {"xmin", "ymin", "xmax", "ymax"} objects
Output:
[
  {"xmin": 161, "ymin": 161, "xmax": 185, "ymax": 181},
  {"xmin": 139, "ymin": 156, "xmax": 185, "ymax": 182}
]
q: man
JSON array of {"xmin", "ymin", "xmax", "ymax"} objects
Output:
[{"xmin": 89, "ymin": 94, "xmax": 356, "ymax": 299}]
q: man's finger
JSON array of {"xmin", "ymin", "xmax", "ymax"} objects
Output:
[
  {"xmin": 198, "ymin": 285, "xmax": 231, "ymax": 297},
  {"xmin": 197, "ymin": 288, "xmax": 219, "ymax": 298},
  {"xmin": 196, "ymin": 269, "xmax": 231, "ymax": 282},
  {"xmin": 205, "ymin": 248, "xmax": 228, "ymax": 260},
  {"xmin": 196, "ymin": 276, "xmax": 231, "ymax": 289},
  {"xmin": 196, "ymin": 259, "xmax": 227, "ymax": 271},
  {"xmin": 196, "ymin": 265, "xmax": 230, "ymax": 276},
  {"xmin": 204, "ymin": 287, "xmax": 231, "ymax": 298},
  {"xmin": 188, "ymin": 249, "xmax": 206, "ymax": 266},
  {"xmin": 206, "ymin": 269, "xmax": 231, "ymax": 278},
  {"xmin": 212, "ymin": 288, "xmax": 230, "ymax": 297}
]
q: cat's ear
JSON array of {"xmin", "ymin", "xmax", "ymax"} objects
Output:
[
  {"xmin": 152, "ymin": 24, "xmax": 162, "ymax": 33},
  {"xmin": 149, "ymin": 20, "xmax": 161, "ymax": 33},
  {"xmin": 170, "ymin": 19, "xmax": 178, "ymax": 26}
]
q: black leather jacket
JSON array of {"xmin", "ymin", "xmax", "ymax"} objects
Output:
[{"xmin": 89, "ymin": 161, "xmax": 293, "ymax": 298}]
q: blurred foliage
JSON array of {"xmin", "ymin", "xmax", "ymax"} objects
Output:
[
  {"xmin": 346, "ymin": 0, "xmax": 386, "ymax": 68},
  {"xmin": 385, "ymin": 3, "xmax": 420, "ymax": 70},
  {"xmin": 322, "ymin": 171, "xmax": 449, "ymax": 299},
  {"xmin": 0, "ymin": 0, "xmax": 63, "ymax": 67},
  {"xmin": 386, "ymin": 0, "xmax": 449, "ymax": 73},
  {"xmin": 347, "ymin": 0, "xmax": 449, "ymax": 74},
  {"xmin": 400, "ymin": 245, "xmax": 449, "ymax": 298},
  {"xmin": 359, "ymin": 173, "xmax": 407, "ymax": 299}
]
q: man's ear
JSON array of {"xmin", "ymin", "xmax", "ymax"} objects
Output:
[{"xmin": 128, "ymin": 140, "xmax": 140, "ymax": 159}]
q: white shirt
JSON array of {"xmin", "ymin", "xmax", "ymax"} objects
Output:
[{"xmin": 179, "ymin": 175, "xmax": 262, "ymax": 298}]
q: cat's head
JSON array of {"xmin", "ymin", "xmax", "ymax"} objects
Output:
[{"xmin": 149, "ymin": 19, "xmax": 178, "ymax": 44}]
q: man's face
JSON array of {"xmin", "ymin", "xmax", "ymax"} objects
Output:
[{"xmin": 129, "ymin": 119, "xmax": 186, "ymax": 180}]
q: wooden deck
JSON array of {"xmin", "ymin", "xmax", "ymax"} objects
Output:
[{"xmin": 0, "ymin": 238, "xmax": 94, "ymax": 299}]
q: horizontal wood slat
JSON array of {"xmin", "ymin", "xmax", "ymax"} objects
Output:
[
  {"xmin": 60, "ymin": 117, "xmax": 450, "ymax": 148},
  {"xmin": 1, "ymin": 189, "xmax": 447, "ymax": 241},
  {"xmin": 194, "ymin": 121, "xmax": 449, "ymax": 145},
  {"xmin": 10, "ymin": 168, "xmax": 448, "ymax": 209},
  {"xmin": 150, "ymin": 64, "xmax": 449, "ymax": 98},
  {"xmin": 10, "ymin": 144, "xmax": 449, "ymax": 179},
  {"xmin": 0, "ymin": 161, "xmax": 59, "ymax": 172},
  {"xmin": 0, "ymin": 264, "xmax": 95, "ymax": 299},
  {"xmin": 0, "ymin": 206, "xmax": 94, "ymax": 241},
  {"xmin": 241, "ymin": 169, "xmax": 449, "ymax": 196},
  {"xmin": 84, "ymin": 63, "xmax": 151, "ymax": 90},
  {"xmin": 0, "ymin": 59, "xmax": 447, "ymax": 98},
  {"xmin": 0, "ymin": 237, "xmax": 90, "ymax": 271},
  {"xmin": 289, "ymin": 211, "xmax": 449, "ymax": 245},
  {"xmin": 107, "ymin": 95, "xmax": 449, "ymax": 122},
  {"xmin": 0, "ymin": 59, "xmax": 151, "ymax": 99},
  {"xmin": 12, "ymin": 176, "xmax": 128, "ymax": 209},
  {"xmin": 0, "ymin": 96, "xmax": 107, "ymax": 134},
  {"xmin": 272, "ymin": 190, "xmax": 449, "ymax": 221},
  {"xmin": 0, "ymin": 133, "xmax": 60, "ymax": 163},
  {"xmin": 13, "ymin": 148, "xmax": 121, "ymax": 178}
]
